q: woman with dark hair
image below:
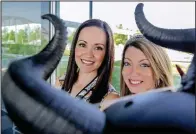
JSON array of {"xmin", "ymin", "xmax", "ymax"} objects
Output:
[{"xmin": 62, "ymin": 19, "xmax": 119, "ymax": 104}]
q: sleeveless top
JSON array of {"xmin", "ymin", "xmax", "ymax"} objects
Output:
[{"xmin": 71, "ymin": 76, "xmax": 118, "ymax": 102}]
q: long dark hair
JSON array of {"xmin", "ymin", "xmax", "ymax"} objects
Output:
[{"xmin": 62, "ymin": 19, "xmax": 114, "ymax": 103}]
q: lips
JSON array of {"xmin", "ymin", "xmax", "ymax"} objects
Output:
[
  {"xmin": 81, "ymin": 59, "xmax": 94, "ymax": 65},
  {"xmin": 129, "ymin": 79, "xmax": 143, "ymax": 85}
]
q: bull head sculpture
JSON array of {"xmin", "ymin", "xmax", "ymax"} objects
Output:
[
  {"xmin": 1, "ymin": 3, "xmax": 195, "ymax": 134},
  {"xmin": 104, "ymin": 3, "xmax": 195, "ymax": 134}
]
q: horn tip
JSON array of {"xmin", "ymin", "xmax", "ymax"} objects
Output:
[
  {"xmin": 135, "ymin": 3, "xmax": 144, "ymax": 14},
  {"xmin": 137, "ymin": 3, "xmax": 144, "ymax": 8},
  {"xmin": 41, "ymin": 14, "xmax": 55, "ymax": 20}
]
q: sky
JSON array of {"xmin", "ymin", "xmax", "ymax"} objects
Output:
[
  {"xmin": 60, "ymin": 2, "xmax": 195, "ymax": 32},
  {"xmin": 2, "ymin": 2, "xmax": 194, "ymax": 62},
  {"xmin": 60, "ymin": 2, "xmax": 195, "ymax": 61}
]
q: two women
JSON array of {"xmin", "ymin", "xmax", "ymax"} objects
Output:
[{"xmin": 60, "ymin": 18, "xmax": 173, "ymax": 110}]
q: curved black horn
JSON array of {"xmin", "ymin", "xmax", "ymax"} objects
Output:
[
  {"xmin": 135, "ymin": 3, "xmax": 195, "ymax": 54},
  {"xmin": 179, "ymin": 54, "xmax": 196, "ymax": 94},
  {"xmin": 33, "ymin": 14, "xmax": 67, "ymax": 80},
  {"xmin": 2, "ymin": 14, "xmax": 105, "ymax": 134}
]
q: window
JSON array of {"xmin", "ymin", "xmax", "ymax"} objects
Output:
[
  {"xmin": 92, "ymin": 2, "xmax": 195, "ymax": 91},
  {"xmin": 2, "ymin": 2, "xmax": 50, "ymax": 74},
  {"xmin": 56, "ymin": 2, "xmax": 89, "ymax": 88},
  {"xmin": 93, "ymin": 2, "xmax": 139, "ymax": 92},
  {"xmin": 1, "ymin": 2, "xmax": 51, "ymax": 133}
]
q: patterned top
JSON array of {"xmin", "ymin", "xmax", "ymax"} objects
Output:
[
  {"xmin": 73, "ymin": 76, "xmax": 118, "ymax": 102},
  {"xmin": 74, "ymin": 77, "xmax": 98, "ymax": 101}
]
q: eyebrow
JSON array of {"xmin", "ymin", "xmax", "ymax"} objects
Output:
[
  {"xmin": 78, "ymin": 40, "xmax": 105, "ymax": 47},
  {"xmin": 78, "ymin": 40, "xmax": 87, "ymax": 43},
  {"xmin": 124, "ymin": 57, "xmax": 132, "ymax": 62},
  {"xmin": 124, "ymin": 58, "xmax": 149, "ymax": 63},
  {"xmin": 139, "ymin": 59, "xmax": 149, "ymax": 62},
  {"xmin": 94, "ymin": 43, "xmax": 105, "ymax": 47}
]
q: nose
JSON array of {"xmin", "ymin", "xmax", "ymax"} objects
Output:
[
  {"xmin": 130, "ymin": 66, "xmax": 140, "ymax": 77},
  {"xmin": 85, "ymin": 47, "xmax": 94, "ymax": 58}
]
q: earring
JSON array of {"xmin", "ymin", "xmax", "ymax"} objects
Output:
[
  {"xmin": 156, "ymin": 79, "xmax": 160, "ymax": 88},
  {"xmin": 77, "ymin": 67, "xmax": 80, "ymax": 73}
]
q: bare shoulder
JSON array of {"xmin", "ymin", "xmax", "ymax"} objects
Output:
[
  {"xmin": 104, "ymin": 91, "xmax": 120, "ymax": 100},
  {"xmin": 107, "ymin": 84, "xmax": 120, "ymax": 100},
  {"xmin": 99, "ymin": 91, "xmax": 120, "ymax": 111}
]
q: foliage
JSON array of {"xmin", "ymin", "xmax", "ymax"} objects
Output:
[
  {"xmin": 114, "ymin": 24, "xmax": 128, "ymax": 45},
  {"xmin": 64, "ymin": 49, "xmax": 70, "ymax": 56},
  {"xmin": 68, "ymin": 30, "xmax": 75, "ymax": 44},
  {"xmin": 111, "ymin": 60, "xmax": 122, "ymax": 93},
  {"xmin": 2, "ymin": 43, "xmax": 45, "ymax": 55},
  {"xmin": 2, "ymin": 26, "xmax": 48, "ymax": 55}
]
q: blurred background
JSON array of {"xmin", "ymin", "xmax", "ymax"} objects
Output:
[{"xmin": 1, "ymin": 2, "xmax": 194, "ymax": 134}]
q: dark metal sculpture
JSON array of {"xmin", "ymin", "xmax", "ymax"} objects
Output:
[
  {"xmin": 134, "ymin": 3, "xmax": 195, "ymax": 94},
  {"xmin": 1, "ymin": 3, "xmax": 195, "ymax": 134}
]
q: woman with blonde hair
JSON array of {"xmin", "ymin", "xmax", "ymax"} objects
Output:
[
  {"xmin": 99, "ymin": 35, "xmax": 173, "ymax": 110},
  {"xmin": 120, "ymin": 35, "xmax": 173, "ymax": 96}
]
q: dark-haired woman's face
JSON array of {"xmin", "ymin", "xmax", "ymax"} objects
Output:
[
  {"xmin": 122, "ymin": 46, "xmax": 155, "ymax": 94},
  {"xmin": 75, "ymin": 26, "xmax": 106, "ymax": 74}
]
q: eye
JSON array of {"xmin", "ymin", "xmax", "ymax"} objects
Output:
[
  {"xmin": 78, "ymin": 43, "xmax": 86, "ymax": 47},
  {"xmin": 124, "ymin": 62, "xmax": 130, "ymax": 66},
  {"xmin": 140, "ymin": 63, "xmax": 150, "ymax": 68},
  {"xmin": 95, "ymin": 46, "xmax": 103, "ymax": 51}
]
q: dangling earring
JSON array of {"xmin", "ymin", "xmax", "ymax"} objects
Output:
[
  {"xmin": 155, "ymin": 79, "xmax": 160, "ymax": 88},
  {"xmin": 76, "ymin": 67, "xmax": 80, "ymax": 73}
]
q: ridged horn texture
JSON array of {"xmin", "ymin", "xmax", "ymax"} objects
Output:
[
  {"xmin": 2, "ymin": 14, "xmax": 105, "ymax": 134},
  {"xmin": 135, "ymin": 3, "xmax": 195, "ymax": 54},
  {"xmin": 180, "ymin": 54, "xmax": 195, "ymax": 94},
  {"xmin": 135, "ymin": 3, "xmax": 195, "ymax": 95}
]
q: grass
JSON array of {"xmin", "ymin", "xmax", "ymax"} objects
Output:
[{"xmin": 111, "ymin": 60, "xmax": 121, "ymax": 93}]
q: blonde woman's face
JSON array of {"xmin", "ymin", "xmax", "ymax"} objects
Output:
[{"xmin": 122, "ymin": 46, "xmax": 155, "ymax": 94}]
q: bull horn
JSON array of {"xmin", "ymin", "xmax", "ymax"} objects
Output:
[
  {"xmin": 135, "ymin": 3, "xmax": 195, "ymax": 54},
  {"xmin": 2, "ymin": 14, "xmax": 105, "ymax": 134},
  {"xmin": 34, "ymin": 14, "xmax": 67, "ymax": 79}
]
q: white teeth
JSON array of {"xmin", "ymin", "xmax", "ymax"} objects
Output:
[
  {"xmin": 82, "ymin": 59, "xmax": 94, "ymax": 65},
  {"xmin": 130, "ymin": 80, "xmax": 142, "ymax": 84}
]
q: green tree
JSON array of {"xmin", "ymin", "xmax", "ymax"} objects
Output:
[
  {"xmin": 8, "ymin": 30, "xmax": 15, "ymax": 41},
  {"xmin": 134, "ymin": 29, "xmax": 141, "ymax": 35},
  {"xmin": 68, "ymin": 30, "xmax": 75, "ymax": 44},
  {"xmin": 114, "ymin": 24, "xmax": 128, "ymax": 45},
  {"xmin": 63, "ymin": 30, "xmax": 76, "ymax": 56},
  {"xmin": 29, "ymin": 30, "xmax": 37, "ymax": 42},
  {"xmin": 23, "ymin": 26, "xmax": 29, "ymax": 43},
  {"xmin": 2, "ymin": 27, "xmax": 9, "ymax": 42},
  {"xmin": 17, "ymin": 29, "xmax": 26, "ymax": 44},
  {"xmin": 29, "ymin": 26, "xmax": 41, "ymax": 42}
]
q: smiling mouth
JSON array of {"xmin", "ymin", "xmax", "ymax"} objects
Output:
[
  {"xmin": 129, "ymin": 79, "xmax": 143, "ymax": 85},
  {"xmin": 81, "ymin": 59, "xmax": 94, "ymax": 65}
]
